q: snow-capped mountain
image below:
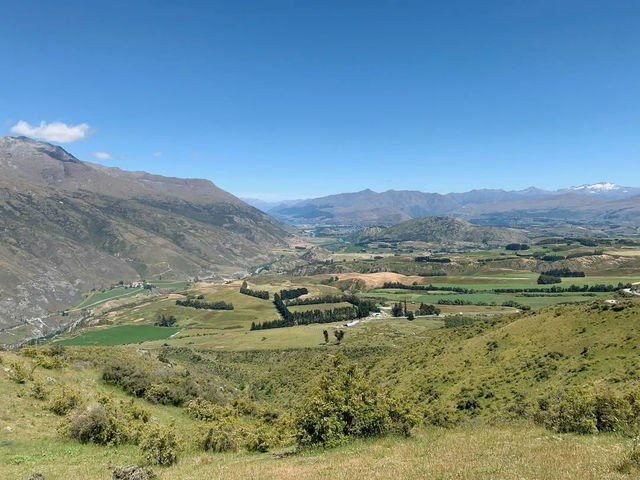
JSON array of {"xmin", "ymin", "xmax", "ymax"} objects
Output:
[{"xmin": 564, "ymin": 182, "xmax": 640, "ymax": 199}]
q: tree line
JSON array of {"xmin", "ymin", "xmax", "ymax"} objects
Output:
[
  {"xmin": 391, "ymin": 302, "xmax": 441, "ymax": 318},
  {"xmin": 494, "ymin": 283, "xmax": 630, "ymax": 293},
  {"xmin": 239, "ymin": 281, "xmax": 269, "ymax": 300},
  {"xmin": 383, "ymin": 281, "xmax": 628, "ymax": 294},
  {"xmin": 175, "ymin": 298, "xmax": 234, "ymax": 310},
  {"xmin": 537, "ymin": 274, "xmax": 562, "ymax": 284},
  {"xmin": 382, "ymin": 282, "xmax": 476, "ymax": 294},
  {"xmin": 414, "ymin": 256, "xmax": 451, "ymax": 263},
  {"xmin": 505, "ymin": 243, "xmax": 530, "ymax": 251},
  {"xmin": 252, "ymin": 306, "xmax": 359, "ymax": 330},
  {"xmin": 543, "ymin": 268, "xmax": 585, "ymax": 277},
  {"xmin": 154, "ymin": 314, "xmax": 177, "ymax": 327},
  {"xmin": 250, "ymin": 293, "xmax": 378, "ymax": 330},
  {"xmin": 279, "ymin": 287, "xmax": 309, "ymax": 300}
]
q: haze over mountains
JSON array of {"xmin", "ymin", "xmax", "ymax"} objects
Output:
[
  {"xmin": 263, "ymin": 184, "xmax": 640, "ymax": 234},
  {"xmin": 0, "ymin": 136, "xmax": 290, "ymax": 340}
]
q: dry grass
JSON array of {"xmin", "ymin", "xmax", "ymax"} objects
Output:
[
  {"xmin": 156, "ymin": 423, "xmax": 631, "ymax": 480},
  {"xmin": 3, "ymin": 422, "xmax": 629, "ymax": 480},
  {"xmin": 335, "ymin": 272, "xmax": 425, "ymax": 289}
]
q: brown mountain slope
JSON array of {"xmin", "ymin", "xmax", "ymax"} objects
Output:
[{"xmin": 0, "ymin": 136, "xmax": 290, "ymax": 341}]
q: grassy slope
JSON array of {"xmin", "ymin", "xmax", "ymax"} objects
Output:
[
  {"xmin": 0, "ymin": 353, "xmax": 633, "ymax": 480},
  {"xmin": 3, "ymin": 299, "xmax": 640, "ymax": 478},
  {"xmin": 373, "ymin": 299, "xmax": 640, "ymax": 414}
]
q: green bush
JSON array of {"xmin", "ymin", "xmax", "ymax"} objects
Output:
[
  {"xmin": 541, "ymin": 387, "xmax": 638, "ymax": 434},
  {"xmin": 48, "ymin": 386, "xmax": 82, "ymax": 415},
  {"xmin": 65, "ymin": 396, "xmax": 151, "ymax": 446},
  {"xmin": 187, "ymin": 398, "xmax": 234, "ymax": 421},
  {"xmin": 243, "ymin": 424, "xmax": 273, "ymax": 452},
  {"xmin": 67, "ymin": 403, "xmax": 128, "ymax": 445},
  {"xmin": 294, "ymin": 355, "xmax": 417, "ymax": 447},
  {"xmin": 30, "ymin": 378, "xmax": 49, "ymax": 400},
  {"xmin": 8, "ymin": 362, "xmax": 29, "ymax": 383},
  {"xmin": 34, "ymin": 354, "xmax": 64, "ymax": 370},
  {"xmin": 144, "ymin": 383, "xmax": 186, "ymax": 406},
  {"xmin": 103, "ymin": 359, "xmax": 202, "ymax": 406},
  {"xmin": 102, "ymin": 360, "xmax": 152, "ymax": 397},
  {"xmin": 199, "ymin": 420, "xmax": 240, "ymax": 453},
  {"xmin": 140, "ymin": 423, "xmax": 179, "ymax": 466}
]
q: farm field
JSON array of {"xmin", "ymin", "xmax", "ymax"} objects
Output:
[
  {"xmin": 147, "ymin": 315, "xmax": 444, "ymax": 351},
  {"xmin": 288, "ymin": 301, "xmax": 354, "ymax": 312},
  {"xmin": 72, "ymin": 281, "xmax": 191, "ymax": 311},
  {"xmin": 55, "ymin": 325, "xmax": 179, "ymax": 346},
  {"xmin": 73, "ymin": 286, "xmax": 145, "ymax": 310},
  {"xmin": 55, "ymin": 253, "xmax": 640, "ymax": 349},
  {"xmin": 365, "ymin": 289, "xmax": 610, "ymax": 310}
]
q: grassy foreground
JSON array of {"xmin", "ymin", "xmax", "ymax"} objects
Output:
[{"xmin": 0, "ymin": 422, "xmax": 632, "ymax": 480}]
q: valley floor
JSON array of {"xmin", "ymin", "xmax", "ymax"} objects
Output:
[{"xmin": 0, "ymin": 421, "xmax": 632, "ymax": 480}]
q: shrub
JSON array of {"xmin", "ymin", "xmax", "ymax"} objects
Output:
[
  {"xmin": 154, "ymin": 315, "xmax": 177, "ymax": 327},
  {"xmin": 594, "ymin": 390, "xmax": 631, "ymax": 432},
  {"xmin": 145, "ymin": 383, "xmax": 186, "ymax": 406},
  {"xmin": 541, "ymin": 387, "xmax": 636, "ymax": 434},
  {"xmin": 417, "ymin": 303, "xmax": 441, "ymax": 316},
  {"xmin": 48, "ymin": 386, "xmax": 82, "ymax": 415},
  {"xmin": 140, "ymin": 423, "xmax": 179, "ymax": 466},
  {"xmin": 8, "ymin": 362, "xmax": 29, "ymax": 383},
  {"xmin": 68, "ymin": 403, "xmax": 119, "ymax": 445},
  {"xmin": 30, "ymin": 378, "xmax": 49, "ymax": 400},
  {"xmin": 199, "ymin": 421, "xmax": 240, "ymax": 453},
  {"xmin": 102, "ymin": 360, "xmax": 152, "ymax": 397},
  {"xmin": 294, "ymin": 355, "xmax": 417, "ymax": 448},
  {"xmin": 391, "ymin": 303, "xmax": 404, "ymax": 317},
  {"xmin": 112, "ymin": 465, "xmax": 157, "ymax": 480},
  {"xmin": 243, "ymin": 425, "xmax": 273, "ymax": 452},
  {"xmin": 65, "ymin": 397, "xmax": 151, "ymax": 446},
  {"xmin": 187, "ymin": 398, "xmax": 234, "ymax": 421}
]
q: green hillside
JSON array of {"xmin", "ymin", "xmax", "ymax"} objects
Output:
[{"xmin": 3, "ymin": 296, "xmax": 640, "ymax": 478}]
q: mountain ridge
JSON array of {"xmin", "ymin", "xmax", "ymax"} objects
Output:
[
  {"xmin": 268, "ymin": 184, "xmax": 640, "ymax": 232},
  {"xmin": 0, "ymin": 136, "xmax": 291, "ymax": 341}
]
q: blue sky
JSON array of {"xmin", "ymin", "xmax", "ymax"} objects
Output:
[{"xmin": 2, "ymin": 1, "xmax": 640, "ymax": 200}]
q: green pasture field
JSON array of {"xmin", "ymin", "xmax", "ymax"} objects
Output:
[
  {"xmin": 106, "ymin": 285, "xmax": 279, "ymax": 331},
  {"xmin": 73, "ymin": 281, "xmax": 190, "ymax": 310},
  {"xmin": 365, "ymin": 289, "xmax": 612, "ymax": 310},
  {"xmin": 147, "ymin": 315, "xmax": 444, "ymax": 351},
  {"xmin": 73, "ymin": 286, "xmax": 145, "ymax": 310},
  {"xmin": 149, "ymin": 280, "xmax": 191, "ymax": 289},
  {"xmin": 55, "ymin": 325, "xmax": 179, "ymax": 346},
  {"xmin": 288, "ymin": 301, "xmax": 354, "ymax": 312}
]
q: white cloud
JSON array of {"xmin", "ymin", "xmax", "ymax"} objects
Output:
[
  {"xmin": 153, "ymin": 151, "xmax": 163, "ymax": 158},
  {"xmin": 92, "ymin": 151, "xmax": 113, "ymax": 160},
  {"xmin": 11, "ymin": 120, "xmax": 91, "ymax": 143},
  {"xmin": 190, "ymin": 152, "xmax": 199, "ymax": 158}
]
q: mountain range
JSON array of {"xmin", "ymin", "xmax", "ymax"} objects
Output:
[
  {"xmin": 264, "ymin": 185, "xmax": 640, "ymax": 233},
  {"xmin": 0, "ymin": 136, "xmax": 290, "ymax": 340}
]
